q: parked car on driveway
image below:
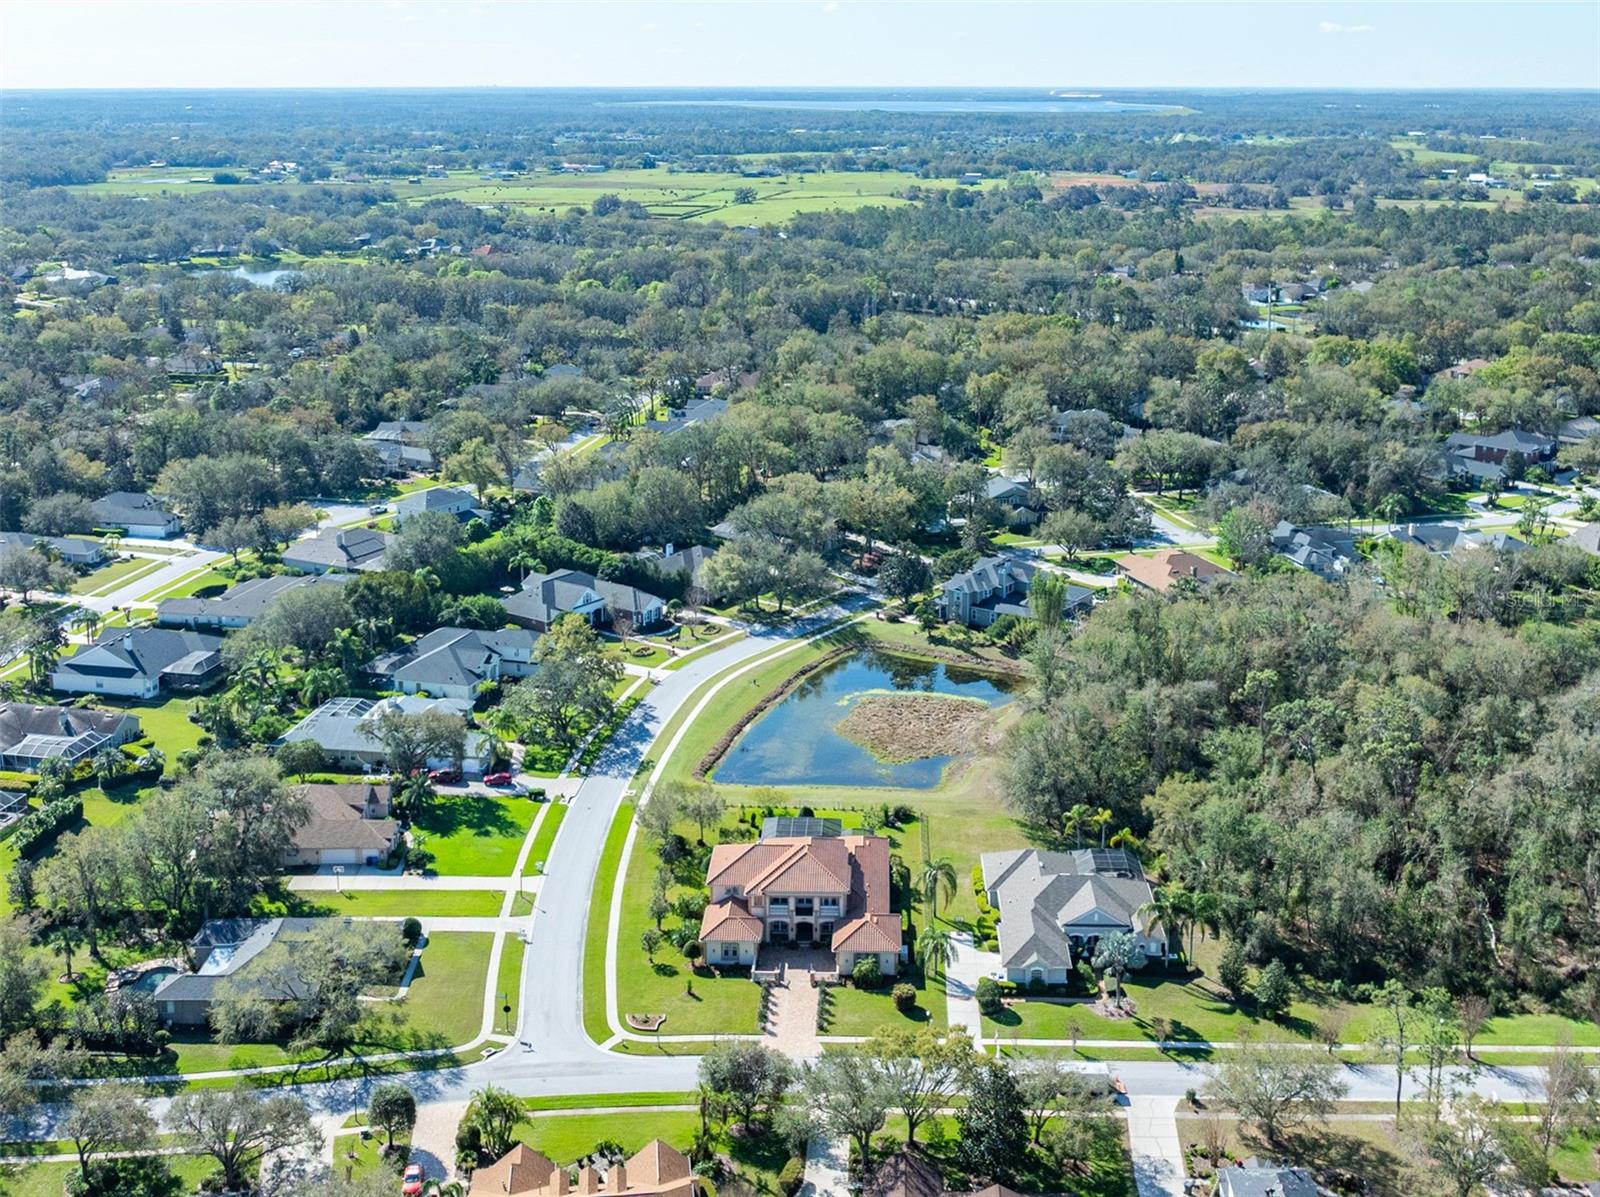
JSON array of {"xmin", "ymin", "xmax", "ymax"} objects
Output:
[
  {"xmin": 401, "ymin": 1163, "xmax": 425, "ymax": 1195},
  {"xmin": 484, "ymin": 771, "xmax": 515, "ymax": 786},
  {"xmin": 427, "ymin": 768, "xmax": 460, "ymax": 784}
]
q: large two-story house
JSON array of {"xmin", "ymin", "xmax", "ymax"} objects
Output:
[
  {"xmin": 936, "ymin": 556, "xmax": 1093, "ymax": 628},
  {"xmin": 698, "ymin": 826, "xmax": 901, "ymax": 977}
]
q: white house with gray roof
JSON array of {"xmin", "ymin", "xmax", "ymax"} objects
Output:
[
  {"xmin": 980, "ymin": 847, "xmax": 1165, "ymax": 986},
  {"xmin": 51, "ymin": 628, "xmax": 224, "ymax": 699},
  {"xmin": 90, "ymin": 491, "xmax": 181, "ymax": 538},
  {"xmin": 282, "ymin": 526, "xmax": 393, "ymax": 574},
  {"xmin": 365, "ymin": 627, "xmax": 539, "ymax": 701},
  {"xmin": 937, "ymin": 556, "xmax": 1092, "ymax": 628},
  {"xmin": 394, "ymin": 486, "xmax": 481, "ymax": 523},
  {"xmin": 505, "ymin": 569, "xmax": 664, "ymax": 631},
  {"xmin": 0, "ymin": 532, "xmax": 104, "ymax": 566},
  {"xmin": 279, "ymin": 695, "xmax": 491, "ymax": 776},
  {"xmin": 156, "ymin": 572, "xmax": 351, "ymax": 630},
  {"xmin": 1214, "ymin": 1164, "xmax": 1318, "ymax": 1197},
  {"xmin": 0, "ymin": 703, "xmax": 140, "ymax": 771}
]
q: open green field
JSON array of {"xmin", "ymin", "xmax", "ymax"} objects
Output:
[
  {"xmin": 411, "ymin": 791, "xmax": 540, "ymax": 875},
  {"xmin": 1, "ymin": 1155, "xmax": 215, "ymax": 1197},
  {"xmin": 65, "ymin": 165, "xmax": 1005, "ymax": 227}
]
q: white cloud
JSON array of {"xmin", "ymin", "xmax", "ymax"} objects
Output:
[
  {"xmin": 1318, "ymin": 20, "xmax": 1375, "ymax": 34},
  {"xmin": 821, "ymin": 1, "xmax": 840, "ymax": 12}
]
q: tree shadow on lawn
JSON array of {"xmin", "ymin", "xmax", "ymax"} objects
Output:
[
  {"xmin": 1277, "ymin": 1123, "xmax": 1410, "ymax": 1197},
  {"xmin": 414, "ymin": 792, "xmax": 521, "ymax": 840}
]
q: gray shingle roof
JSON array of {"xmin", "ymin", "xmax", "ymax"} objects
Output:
[
  {"xmin": 505, "ymin": 569, "xmax": 662, "ymax": 626},
  {"xmin": 282, "ymin": 527, "xmax": 393, "ymax": 572},
  {"xmin": 157, "ymin": 572, "xmax": 350, "ymax": 626},
  {"xmin": 981, "ymin": 848, "xmax": 1157, "ymax": 971},
  {"xmin": 54, "ymin": 628, "xmax": 223, "ymax": 686},
  {"xmin": 90, "ymin": 491, "xmax": 179, "ymax": 532},
  {"xmin": 366, "ymin": 627, "xmax": 538, "ymax": 691}
]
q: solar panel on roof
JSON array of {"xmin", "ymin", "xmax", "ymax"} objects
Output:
[{"xmin": 760, "ymin": 816, "xmax": 843, "ymax": 840}]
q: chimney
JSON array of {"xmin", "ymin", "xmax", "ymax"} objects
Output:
[
  {"xmin": 608, "ymin": 1163, "xmax": 628, "ymax": 1194},
  {"xmin": 578, "ymin": 1166, "xmax": 601, "ymax": 1195},
  {"xmin": 335, "ymin": 530, "xmax": 348, "ymax": 548},
  {"xmin": 554, "ymin": 1170, "xmax": 570, "ymax": 1196}
]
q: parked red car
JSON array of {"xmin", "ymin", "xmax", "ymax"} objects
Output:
[
  {"xmin": 427, "ymin": 768, "xmax": 460, "ymax": 784},
  {"xmin": 484, "ymin": 771, "xmax": 515, "ymax": 786},
  {"xmin": 401, "ymin": 1163, "xmax": 426, "ymax": 1196}
]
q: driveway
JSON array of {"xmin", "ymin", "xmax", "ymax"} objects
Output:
[
  {"xmin": 944, "ymin": 932, "xmax": 998, "ymax": 1043},
  {"xmin": 1126, "ymin": 1095, "xmax": 1186, "ymax": 1197}
]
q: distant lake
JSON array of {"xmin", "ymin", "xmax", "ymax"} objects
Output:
[
  {"xmin": 713, "ymin": 648, "xmax": 1017, "ymax": 789},
  {"xmin": 189, "ymin": 265, "xmax": 299, "ymax": 287},
  {"xmin": 631, "ymin": 98, "xmax": 1180, "ymax": 115}
]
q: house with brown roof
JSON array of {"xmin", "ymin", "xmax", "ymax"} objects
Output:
[
  {"xmin": 469, "ymin": 1139, "xmax": 699, "ymax": 1197},
  {"xmin": 698, "ymin": 831, "xmax": 901, "ymax": 975},
  {"xmin": 282, "ymin": 782, "xmax": 400, "ymax": 868},
  {"xmin": 864, "ymin": 1151, "xmax": 1026, "ymax": 1197},
  {"xmin": 1114, "ymin": 549, "xmax": 1234, "ymax": 593}
]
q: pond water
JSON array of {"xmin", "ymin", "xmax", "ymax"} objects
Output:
[
  {"xmin": 188, "ymin": 265, "xmax": 299, "ymax": 287},
  {"xmin": 713, "ymin": 648, "xmax": 1017, "ymax": 789}
]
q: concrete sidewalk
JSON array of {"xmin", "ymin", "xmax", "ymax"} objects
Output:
[
  {"xmin": 798, "ymin": 1135, "xmax": 849, "ymax": 1197},
  {"xmin": 287, "ymin": 873, "xmax": 540, "ymax": 892}
]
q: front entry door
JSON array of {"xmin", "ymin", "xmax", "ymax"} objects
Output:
[{"xmin": 795, "ymin": 921, "xmax": 815, "ymax": 944}]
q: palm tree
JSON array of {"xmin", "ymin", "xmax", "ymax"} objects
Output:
[
  {"xmin": 91, "ymin": 747, "xmax": 125, "ymax": 790},
  {"xmin": 917, "ymin": 856, "xmax": 958, "ymax": 924},
  {"xmin": 1090, "ymin": 807, "xmax": 1114, "ymax": 847},
  {"xmin": 239, "ymin": 650, "xmax": 278, "ymax": 693},
  {"xmin": 300, "ymin": 666, "xmax": 343, "ymax": 708},
  {"xmin": 509, "ymin": 550, "xmax": 536, "ymax": 584},
  {"xmin": 1062, "ymin": 803, "xmax": 1094, "ymax": 848},
  {"xmin": 73, "ymin": 608, "xmax": 101, "ymax": 644},
  {"xmin": 329, "ymin": 628, "xmax": 365, "ymax": 675},
  {"xmin": 914, "ymin": 925, "xmax": 957, "ymax": 980},
  {"xmin": 1138, "ymin": 887, "xmax": 1188, "ymax": 971}
]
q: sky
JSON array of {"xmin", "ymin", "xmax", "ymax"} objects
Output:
[{"xmin": 1, "ymin": 0, "xmax": 1596, "ymax": 91}]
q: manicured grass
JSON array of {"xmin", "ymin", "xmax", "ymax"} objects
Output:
[
  {"xmin": 583, "ymin": 803, "xmax": 635, "ymax": 1044},
  {"xmin": 68, "ymin": 554, "xmax": 164, "ymax": 594},
  {"xmin": 523, "ymin": 801, "xmax": 568, "ymax": 875},
  {"xmin": 258, "ymin": 888, "xmax": 506, "ymax": 918},
  {"xmin": 511, "ymin": 1110, "xmax": 789, "ymax": 1191},
  {"xmin": 1, "ymin": 1156, "xmax": 214, "ymax": 1197},
  {"xmin": 877, "ymin": 1113, "xmax": 1134, "ymax": 1197},
  {"xmin": 155, "ymin": 929, "xmax": 494, "ymax": 1074},
  {"xmin": 492, "ymin": 935, "xmax": 526, "ymax": 1038},
  {"xmin": 412, "ymin": 791, "xmax": 539, "ymax": 875},
  {"xmin": 114, "ymin": 695, "xmax": 206, "ymax": 757},
  {"xmin": 826, "ymin": 962, "xmax": 946, "ymax": 1036},
  {"xmin": 523, "ymin": 1092, "xmax": 696, "ymax": 1111}
]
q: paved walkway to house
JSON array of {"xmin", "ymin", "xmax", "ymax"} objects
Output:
[
  {"xmin": 1126, "ymin": 1095, "xmax": 1186, "ymax": 1197},
  {"xmin": 763, "ymin": 967, "xmax": 822, "ymax": 1058},
  {"xmin": 286, "ymin": 873, "xmax": 542, "ymax": 892},
  {"xmin": 798, "ymin": 1135, "xmax": 849, "ymax": 1197},
  {"xmin": 945, "ymin": 932, "xmax": 998, "ymax": 1044}
]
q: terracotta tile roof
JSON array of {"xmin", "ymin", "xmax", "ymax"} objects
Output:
[
  {"xmin": 468, "ymin": 1144, "xmax": 556, "ymax": 1196},
  {"xmin": 1115, "ymin": 549, "xmax": 1233, "ymax": 593},
  {"xmin": 699, "ymin": 898, "xmax": 765, "ymax": 943},
  {"xmin": 744, "ymin": 837, "xmax": 854, "ymax": 896},
  {"xmin": 832, "ymin": 913, "xmax": 902, "ymax": 952},
  {"xmin": 626, "ymin": 1140, "xmax": 692, "ymax": 1188}
]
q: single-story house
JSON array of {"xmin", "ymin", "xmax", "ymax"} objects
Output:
[
  {"xmin": 282, "ymin": 782, "xmax": 400, "ymax": 868},
  {"xmin": 279, "ymin": 695, "xmax": 491, "ymax": 777},
  {"xmin": 506, "ymin": 569, "xmax": 665, "ymax": 631},
  {"xmin": 0, "ymin": 703, "xmax": 141, "ymax": 772},
  {"xmin": 1442, "ymin": 357, "xmax": 1495, "ymax": 381},
  {"xmin": 863, "ymin": 1150, "xmax": 1030, "ymax": 1197},
  {"xmin": 1566, "ymin": 522, "xmax": 1600, "ymax": 556},
  {"xmin": 693, "ymin": 370, "xmax": 758, "ymax": 397},
  {"xmin": 637, "ymin": 543, "xmax": 715, "ymax": 590},
  {"xmin": 51, "ymin": 629, "xmax": 224, "ymax": 699},
  {"xmin": 156, "ymin": 572, "xmax": 352, "ymax": 630},
  {"xmin": 366, "ymin": 626, "xmax": 539, "ymax": 701},
  {"xmin": 1559, "ymin": 415, "xmax": 1600, "ymax": 444},
  {"xmin": 394, "ymin": 486, "xmax": 481, "ymax": 523},
  {"xmin": 1115, "ymin": 549, "xmax": 1234, "ymax": 593},
  {"xmin": 469, "ymin": 1139, "xmax": 701, "ymax": 1197},
  {"xmin": 150, "ymin": 917, "xmax": 333, "ymax": 1028},
  {"xmin": 90, "ymin": 491, "xmax": 181, "ymax": 538},
  {"xmin": 980, "ymin": 847, "xmax": 1165, "ymax": 986},
  {"xmin": 699, "ymin": 831, "xmax": 901, "ymax": 976},
  {"xmin": 0, "ymin": 532, "xmax": 105, "ymax": 566},
  {"xmin": 1387, "ymin": 522, "xmax": 1529, "ymax": 558},
  {"xmin": 1271, "ymin": 521, "xmax": 1357, "ymax": 580},
  {"xmin": 281, "ymin": 527, "xmax": 393, "ymax": 574},
  {"xmin": 1214, "ymin": 1164, "xmax": 1318, "ymax": 1197},
  {"xmin": 936, "ymin": 556, "xmax": 1093, "ymax": 627}
]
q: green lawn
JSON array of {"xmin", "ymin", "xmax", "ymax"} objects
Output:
[
  {"xmin": 523, "ymin": 801, "xmax": 568, "ymax": 875},
  {"xmin": 150, "ymin": 929, "xmax": 494, "ymax": 1075},
  {"xmin": 583, "ymin": 804, "xmax": 635, "ymax": 1044},
  {"xmin": 1, "ymin": 1155, "xmax": 215, "ymax": 1197},
  {"xmin": 510, "ymin": 1110, "xmax": 789, "ymax": 1192},
  {"xmin": 877, "ymin": 1113, "xmax": 1134, "ymax": 1197},
  {"xmin": 826, "ymin": 961, "xmax": 946, "ymax": 1036},
  {"xmin": 411, "ymin": 791, "xmax": 539, "ymax": 875},
  {"xmin": 256, "ymin": 888, "xmax": 506, "ymax": 918},
  {"xmin": 523, "ymin": 1092, "xmax": 696, "ymax": 1111},
  {"xmin": 492, "ymin": 935, "xmax": 525, "ymax": 1038},
  {"xmin": 68, "ymin": 554, "xmax": 165, "ymax": 595}
]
